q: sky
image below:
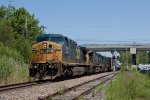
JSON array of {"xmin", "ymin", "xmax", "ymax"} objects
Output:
[{"xmin": 1, "ymin": 0, "xmax": 150, "ymax": 45}]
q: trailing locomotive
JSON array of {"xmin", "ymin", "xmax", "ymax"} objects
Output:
[{"xmin": 29, "ymin": 34, "xmax": 113, "ymax": 80}]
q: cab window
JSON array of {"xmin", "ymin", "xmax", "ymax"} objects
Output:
[
  {"xmin": 50, "ymin": 37, "xmax": 64, "ymax": 44},
  {"xmin": 65, "ymin": 37, "xmax": 69, "ymax": 46},
  {"xmin": 36, "ymin": 35, "xmax": 49, "ymax": 43}
]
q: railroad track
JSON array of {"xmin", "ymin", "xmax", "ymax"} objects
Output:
[
  {"xmin": 0, "ymin": 80, "xmax": 51, "ymax": 92},
  {"xmin": 38, "ymin": 72, "xmax": 117, "ymax": 100}
]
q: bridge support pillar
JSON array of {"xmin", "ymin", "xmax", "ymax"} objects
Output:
[
  {"xmin": 130, "ymin": 47, "xmax": 137, "ymax": 69},
  {"xmin": 131, "ymin": 54, "xmax": 136, "ymax": 65},
  {"xmin": 111, "ymin": 50, "xmax": 116, "ymax": 71},
  {"xmin": 148, "ymin": 51, "xmax": 150, "ymax": 64}
]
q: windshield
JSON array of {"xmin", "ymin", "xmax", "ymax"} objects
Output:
[
  {"xmin": 36, "ymin": 35, "xmax": 64, "ymax": 44},
  {"xmin": 50, "ymin": 37, "xmax": 64, "ymax": 44},
  {"xmin": 36, "ymin": 36, "xmax": 49, "ymax": 43}
]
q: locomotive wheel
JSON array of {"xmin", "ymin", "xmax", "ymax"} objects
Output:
[
  {"xmin": 104, "ymin": 67, "xmax": 108, "ymax": 72},
  {"xmin": 92, "ymin": 67, "xmax": 96, "ymax": 73},
  {"xmin": 68, "ymin": 69, "xmax": 73, "ymax": 76},
  {"xmin": 36, "ymin": 71, "xmax": 47, "ymax": 80},
  {"xmin": 97, "ymin": 67, "xmax": 101, "ymax": 73},
  {"xmin": 51, "ymin": 68, "xmax": 58, "ymax": 76},
  {"xmin": 39, "ymin": 74, "xmax": 45, "ymax": 80},
  {"xmin": 48, "ymin": 68, "xmax": 58, "ymax": 80},
  {"xmin": 94, "ymin": 67, "xmax": 100, "ymax": 73},
  {"xmin": 84, "ymin": 67, "xmax": 90, "ymax": 74},
  {"xmin": 63, "ymin": 69, "xmax": 70, "ymax": 78}
]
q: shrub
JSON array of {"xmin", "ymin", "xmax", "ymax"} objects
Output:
[
  {"xmin": 0, "ymin": 55, "xmax": 29, "ymax": 85},
  {"xmin": 106, "ymin": 70, "xmax": 150, "ymax": 100},
  {"xmin": 0, "ymin": 42, "xmax": 23, "ymax": 63}
]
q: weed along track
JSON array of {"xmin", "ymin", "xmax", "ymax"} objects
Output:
[
  {"xmin": 38, "ymin": 72, "xmax": 117, "ymax": 100},
  {"xmin": 0, "ymin": 80, "xmax": 52, "ymax": 92}
]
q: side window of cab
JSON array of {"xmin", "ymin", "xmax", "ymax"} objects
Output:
[{"xmin": 65, "ymin": 37, "xmax": 69, "ymax": 47}]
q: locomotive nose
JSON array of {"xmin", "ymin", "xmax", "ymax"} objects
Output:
[
  {"xmin": 31, "ymin": 42, "xmax": 62, "ymax": 64},
  {"xmin": 31, "ymin": 42, "xmax": 53, "ymax": 64}
]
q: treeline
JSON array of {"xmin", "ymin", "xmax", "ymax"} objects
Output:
[
  {"xmin": 0, "ymin": 4, "xmax": 44, "ymax": 85},
  {"xmin": 119, "ymin": 51, "xmax": 149, "ymax": 67},
  {"xmin": 0, "ymin": 4, "xmax": 44, "ymax": 63}
]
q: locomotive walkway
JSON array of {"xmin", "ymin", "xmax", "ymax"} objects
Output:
[{"xmin": 82, "ymin": 43, "xmax": 150, "ymax": 52}]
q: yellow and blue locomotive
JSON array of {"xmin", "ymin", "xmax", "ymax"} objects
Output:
[{"xmin": 29, "ymin": 34, "xmax": 113, "ymax": 80}]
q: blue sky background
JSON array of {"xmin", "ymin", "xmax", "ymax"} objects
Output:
[
  {"xmin": 1, "ymin": 0, "xmax": 150, "ymax": 45},
  {"xmin": 2, "ymin": 0, "xmax": 150, "ymax": 57}
]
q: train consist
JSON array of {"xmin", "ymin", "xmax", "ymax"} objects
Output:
[{"xmin": 29, "ymin": 34, "xmax": 114, "ymax": 80}]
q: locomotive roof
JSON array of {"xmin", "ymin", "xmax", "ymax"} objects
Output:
[
  {"xmin": 37, "ymin": 33, "xmax": 65, "ymax": 38},
  {"xmin": 37, "ymin": 33, "xmax": 77, "ymax": 44}
]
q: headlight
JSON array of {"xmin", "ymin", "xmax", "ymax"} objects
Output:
[
  {"xmin": 44, "ymin": 43, "xmax": 47, "ymax": 48},
  {"xmin": 32, "ymin": 48, "xmax": 37, "ymax": 51},
  {"xmin": 34, "ymin": 65, "xmax": 37, "ymax": 68}
]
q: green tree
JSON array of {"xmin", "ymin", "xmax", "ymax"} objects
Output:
[
  {"xmin": 0, "ymin": 18, "xmax": 14, "ymax": 47},
  {"xmin": 137, "ymin": 51, "xmax": 148, "ymax": 64},
  {"xmin": 119, "ymin": 51, "xmax": 149, "ymax": 68},
  {"xmin": 119, "ymin": 51, "xmax": 132, "ymax": 67},
  {"xmin": 0, "ymin": 5, "xmax": 7, "ymax": 18},
  {"xmin": 0, "ymin": 4, "xmax": 15, "ymax": 20},
  {"xmin": 0, "ymin": 4, "xmax": 44, "ymax": 63},
  {"xmin": 12, "ymin": 7, "xmax": 43, "ymax": 42}
]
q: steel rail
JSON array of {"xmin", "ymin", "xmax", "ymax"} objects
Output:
[
  {"xmin": 38, "ymin": 72, "xmax": 117, "ymax": 100},
  {"xmin": 72, "ymin": 74, "xmax": 116, "ymax": 100},
  {"xmin": 0, "ymin": 80, "xmax": 50, "ymax": 92}
]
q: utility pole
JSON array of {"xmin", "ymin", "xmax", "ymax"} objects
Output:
[
  {"xmin": 24, "ymin": 16, "xmax": 28, "ymax": 38},
  {"xmin": 41, "ymin": 25, "xmax": 46, "ymax": 33},
  {"xmin": 126, "ymin": 45, "xmax": 128, "ymax": 69},
  {"xmin": 24, "ymin": 16, "xmax": 28, "ymax": 62}
]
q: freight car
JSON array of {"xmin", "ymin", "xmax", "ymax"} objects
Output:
[{"xmin": 29, "ymin": 34, "xmax": 113, "ymax": 80}]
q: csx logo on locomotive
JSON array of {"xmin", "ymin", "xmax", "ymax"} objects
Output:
[{"xmin": 29, "ymin": 34, "xmax": 113, "ymax": 80}]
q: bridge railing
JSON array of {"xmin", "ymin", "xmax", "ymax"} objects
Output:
[{"xmin": 82, "ymin": 43, "xmax": 150, "ymax": 47}]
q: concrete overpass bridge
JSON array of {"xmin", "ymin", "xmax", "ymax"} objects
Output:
[
  {"xmin": 82, "ymin": 43, "xmax": 150, "ymax": 52},
  {"xmin": 82, "ymin": 43, "xmax": 150, "ymax": 66}
]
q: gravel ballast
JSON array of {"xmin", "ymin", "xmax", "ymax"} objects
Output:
[{"xmin": 0, "ymin": 72, "xmax": 114, "ymax": 100}]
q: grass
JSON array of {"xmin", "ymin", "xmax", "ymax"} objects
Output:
[
  {"xmin": 105, "ymin": 69, "xmax": 150, "ymax": 100},
  {"xmin": 0, "ymin": 43, "xmax": 29, "ymax": 85},
  {"xmin": 0, "ymin": 42, "xmax": 24, "ymax": 63},
  {"xmin": 0, "ymin": 55, "xmax": 29, "ymax": 85},
  {"xmin": 58, "ymin": 85, "xmax": 67, "ymax": 95}
]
